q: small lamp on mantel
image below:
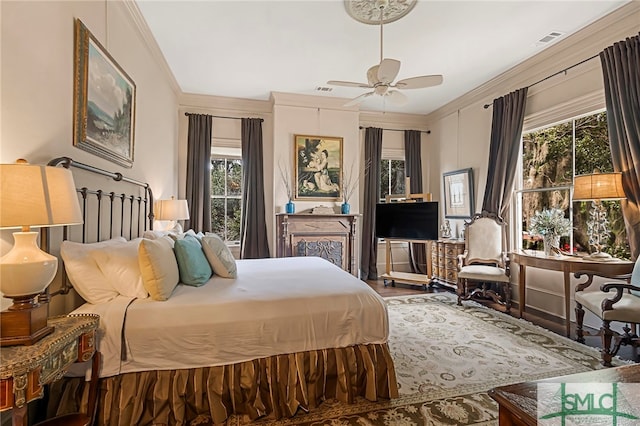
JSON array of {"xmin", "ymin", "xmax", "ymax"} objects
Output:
[
  {"xmin": 155, "ymin": 197, "xmax": 190, "ymax": 233},
  {"xmin": 0, "ymin": 159, "xmax": 83, "ymax": 346},
  {"xmin": 573, "ymin": 170, "xmax": 626, "ymax": 260}
]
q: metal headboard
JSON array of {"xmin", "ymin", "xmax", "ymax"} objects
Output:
[{"xmin": 45, "ymin": 156, "xmax": 154, "ymax": 297}]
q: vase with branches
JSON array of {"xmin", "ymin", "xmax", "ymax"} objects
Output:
[
  {"xmin": 341, "ymin": 160, "xmax": 370, "ymax": 214},
  {"xmin": 278, "ymin": 161, "xmax": 295, "ymax": 213}
]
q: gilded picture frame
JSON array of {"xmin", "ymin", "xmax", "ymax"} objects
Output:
[
  {"xmin": 443, "ymin": 168, "xmax": 474, "ymax": 218},
  {"xmin": 294, "ymin": 134, "xmax": 343, "ymax": 200},
  {"xmin": 73, "ymin": 19, "xmax": 136, "ymax": 168}
]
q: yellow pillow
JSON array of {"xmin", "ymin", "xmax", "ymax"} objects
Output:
[{"xmin": 138, "ymin": 236, "xmax": 179, "ymax": 301}]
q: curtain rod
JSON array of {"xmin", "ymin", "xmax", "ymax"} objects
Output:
[
  {"xmin": 483, "ymin": 53, "xmax": 599, "ymax": 109},
  {"xmin": 184, "ymin": 112, "xmax": 263, "ymax": 122},
  {"xmin": 359, "ymin": 126, "xmax": 431, "ymax": 134}
]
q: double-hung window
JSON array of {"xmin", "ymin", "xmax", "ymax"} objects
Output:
[
  {"xmin": 210, "ymin": 148, "xmax": 242, "ymax": 244},
  {"xmin": 517, "ymin": 111, "xmax": 629, "ymax": 259},
  {"xmin": 380, "ymin": 146, "xmax": 406, "ymax": 202}
]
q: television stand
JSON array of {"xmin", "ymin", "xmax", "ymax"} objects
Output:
[{"xmin": 381, "ymin": 238, "xmax": 433, "ymax": 290}]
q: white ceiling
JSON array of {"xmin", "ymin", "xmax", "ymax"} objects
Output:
[{"xmin": 136, "ymin": 0, "xmax": 629, "ymax": 115}]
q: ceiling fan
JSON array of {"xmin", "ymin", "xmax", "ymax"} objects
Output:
[{"xmin": 327, "ymin": 0, "xmax": 443, "ymax": 107}]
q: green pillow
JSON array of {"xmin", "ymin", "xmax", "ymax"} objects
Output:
[{"xmin": 174, "ymin": 235, "xmax": 212, "ymax": 286}]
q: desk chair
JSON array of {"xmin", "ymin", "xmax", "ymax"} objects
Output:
[
  {"xmin": 575, "ymin": 257, "xmax": 640, "ymax": 366},
  {"xmin": 34, "ymin": 351, "xmax": 101, "ymax": 426},
  {"xmin": 456, "ymin": 211, "xmax": 511, "ymax": 311}
]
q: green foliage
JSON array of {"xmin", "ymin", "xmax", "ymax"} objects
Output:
[
  {"xmin": 521, "ymin": 111, "xmax": 630, "ymax": 259},
  {"xmin": 210, "ymin": 158, "xmax": 243, "ymax": 243},
  {"xmin": 379, "ymin": 159, "xmax": 405, "ymax": 200}
]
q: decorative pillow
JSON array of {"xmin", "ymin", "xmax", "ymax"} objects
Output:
[
  {"xmin": 90, "ymin": 238, "xmax": 148, "ymax": 299},
  {"xmin": 201, "ymin": 234, "xmax": 238, "ymax": 278},
  {"xmin": 138, "ymin": 236, "xmax": 179, "ymax": 301},
  {"xmin": 174, "ymin": 235, "xmax": 212, "ymax": 286},
  {"xmin": 60, "ymin": 238, "xmax": 126, "ymax": 304},
  {"xmin": 143, "ymin": 230, "xmax": 173, "ymax": 240}
]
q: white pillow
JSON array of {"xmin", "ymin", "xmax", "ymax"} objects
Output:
[
  {"xmin": 138, "ymin": 236, "xmax": 179, "ymax": 301},
  {"xmin": 143, "ymin": 230, "xmax": 172, "ymax": 240},
  {"xmin": 201, "ymin": 234, "xmax": 237, "ymax": 278},
  {"xmin": 90, "ymin": 238, "xmax": 148, "ymax": 299},
  {"xmin": 60, "ymin": 238, "xmax": 126, "ymax": 304}
]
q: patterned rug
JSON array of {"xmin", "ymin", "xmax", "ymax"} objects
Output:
[{"xmin": 225, "ymin": 293, "xmax": 619, "ymax": 426}]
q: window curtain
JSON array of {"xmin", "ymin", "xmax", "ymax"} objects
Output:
[
  {"xmin": 185, "ymin": 114, "xmax": 212, "ymax": 233},
  {"xmin": 361, "ymin": 127, "xmax": 383, "ymax": 280},
  {"xmin": 482, "ymin": 87, "xmax": 528, "ymax": 219},
  {"xmin": 404, "ymin": 130, "xmax": 427, "ymax": 274},
  {"xmin": 240, "ymin": 118, "xmax": 270, "ymax": 259},
  {"xmin": 600, "ymin": 33, "xmax": 640, "ymax": 260}
]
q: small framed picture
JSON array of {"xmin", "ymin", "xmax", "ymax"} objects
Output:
[
  {"xmin": 73, "ymin": 19, "xmax": 136, "ymax": 168},
  {"xmin": 294, "ymin": 134, "xmax": 343, "ymax": 201},
  {"xmin": 443, "ymin": 168, "xmax": 474, "ymax": 218}
]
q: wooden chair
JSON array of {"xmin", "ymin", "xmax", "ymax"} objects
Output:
[
  {"xmin": 34, "ymin": 351, "xmax": 101, "ymax": 426},
  {"xmin": 456, "ymin": 211, "xmax": 511, "ymax": 311},
  {"xmin": 575, "ymin": 257, "xmax": 640, "ymax": 366}
]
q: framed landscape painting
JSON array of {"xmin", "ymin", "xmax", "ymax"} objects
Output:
[
  {"xmin": 443, "ymin": 168, "xmax": 474, "ymax": 218},
  {"xmin": 74, "ymin": 19, "xmax": 136, "ymax": 168},
  {"xmin": 294, "ymin": 134, "xmax": 343, "ymax": 201}
]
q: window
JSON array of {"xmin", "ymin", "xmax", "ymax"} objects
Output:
[
  {"xmin": 380, "ymin": 159, "xmax": 405, "ymax": 201},
  {"xmin": 518, "ymin": 111, "xmax": 629, "ymax": 259},
  {"xmin": 210, "ymin": 156, "xmax": 242, "ymax": 243}
]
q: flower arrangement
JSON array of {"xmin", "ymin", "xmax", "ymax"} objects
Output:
[{"xmin": 529, "ymin": 208, "xmax": 571, "ymax": 237}]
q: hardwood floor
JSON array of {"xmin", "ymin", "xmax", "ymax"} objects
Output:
[{"xmin": 366, "ymin": 278, "xmax": 639, "ymax": 364}]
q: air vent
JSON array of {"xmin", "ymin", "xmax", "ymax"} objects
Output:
[
  {"xmin": 315, "ymin": 86, "xmax": 333, "ymax": 92},
  {"xmin": 537, "ymin": 31, "xmax": 565, "ymax": 45}
]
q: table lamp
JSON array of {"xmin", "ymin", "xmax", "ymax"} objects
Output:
[
  {"xmin": 573, "ymin": 170, "xmax": 626, "ymax": 260},
  {"xmin": 0, "ymin": 160, "xmax": 83, "ymax": 345},
  {"xmin": 155, "ymin": 197, "xmax": 189, "ymax": 233}
]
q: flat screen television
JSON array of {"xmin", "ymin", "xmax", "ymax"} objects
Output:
[{"xmin": 375, "ymin": 201, "xmax": 439, "ymax": 240}]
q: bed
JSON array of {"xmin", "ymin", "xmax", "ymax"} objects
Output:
[{"xmin": 45, "ymin": 157, "xmax": 398, "ymax": 425}]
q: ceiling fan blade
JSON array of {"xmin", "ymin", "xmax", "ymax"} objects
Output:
[
  {"xmin": 394, "ymin": 75, "xmax": 444, "ymax": 89},
  {"xmin": 344, "ymin": 92, "xmax": 375, "ymax": 107},
  {"xmin": 377, "ymin": 58, "xmax": 401, "ymax": 84},
  {"xmin": 327, "ymin": 80, "xmax": 372, "ymax": 88},
  {"xmin": 386, "ymin": 90, "xmax": 408, "ymax": 106}
]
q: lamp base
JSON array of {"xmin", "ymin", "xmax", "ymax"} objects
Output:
[{"xmin": 0, "ymin": 297, "xmax": 54, "ymax": 346}]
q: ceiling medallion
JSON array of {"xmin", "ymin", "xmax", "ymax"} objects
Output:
[{"xmin": 344, "ymin": 0, "xmax": 417, "ymax": 25}]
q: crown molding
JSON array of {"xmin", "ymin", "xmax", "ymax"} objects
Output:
[
  {"xmin": 120, "ymin": 0, "xmax": 181, "ymax": 96},
  {"xmin": 179, "ymin": 93, "xmax": 273, "ymax": 117},
  {"xmin": 424, "ymin": 1, "xmax": 640, "ymax": 124},
  {"xmin": 270, "ymin": 92, "xmax": 360, "ymax": 112},
  {"xmin": 359, "ymin": 110, "xmax": 429, "ymax": 130}
]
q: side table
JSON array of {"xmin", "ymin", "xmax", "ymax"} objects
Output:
[{"xmin": 0, "ymin": 314, "xmax": 99, "ymax": 426}]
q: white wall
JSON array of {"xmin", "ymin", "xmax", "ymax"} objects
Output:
[
  {"xmin": 424, "ymin": 2, "xmax": 640, "ymax": 328},
  {"xmin": 1, "ymin": 0, "xmax": 179, "ymax": 313}
]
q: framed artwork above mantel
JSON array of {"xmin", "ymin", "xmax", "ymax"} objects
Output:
[
  {"xmin": 73, "ymin": 19, "xmax": 136, "ymax": 168},
  {"xmin": 294, "ymin": 134, "xmax": 343, "ymax": 201}
]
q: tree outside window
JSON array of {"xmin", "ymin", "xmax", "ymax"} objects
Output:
[
  {"xmin": 380, "ymin": 159, "xmax": 405, "ymax": 201},
  {"xmin": 210, "ymin": 158, "xmax": 242, "ymax": 243},
  {"xmin": 520, "ymin": 111, "xmax": 629, "ymax": 259}
]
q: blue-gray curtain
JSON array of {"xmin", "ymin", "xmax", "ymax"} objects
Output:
[
  {"xmin": 600, "ymin": 32, "xmax": 640, "ymax": 260},
  {"xmin": 404, "ymin": 130, "xmax": 427, "ymax": 274},
  {"xmin": 482, "ymin": 87, "xmax": 528, "ymax": 218},
  {"xmin": 361, "ymin": 127, "xmax": 383, "ymax": 280},
  {"xmin": 240, "ymin": 118, "xmax": 270, "ymax": 259},
  {"xmin": 185, "ymin": 114, "xmax": 212, "ymax": 233}
]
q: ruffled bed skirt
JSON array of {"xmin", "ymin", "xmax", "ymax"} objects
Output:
[{"xmin": 48, "ymin": 343, "xmax": 398, "ymax": 425}]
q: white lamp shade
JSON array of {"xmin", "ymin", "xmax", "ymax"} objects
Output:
[
  {"xmin": 0, "ymin": 162, "xmax": 83, "ymax": 229},
  {"xmin": 155, "ymin": 199, "xmax": 190, "ymax": 221},
  {"xmin": 573, "ymin": 172, "xmax": 625, "ymax": 201}
]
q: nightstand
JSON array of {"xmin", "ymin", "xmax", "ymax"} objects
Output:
[{"xmin": 0, "ymin": 314, "xmax": 99, "ymax": 426}]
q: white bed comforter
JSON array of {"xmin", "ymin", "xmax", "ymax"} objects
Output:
[{"xmin": 71, "ymin": 256, "xmax": 389, "ymax": 377}]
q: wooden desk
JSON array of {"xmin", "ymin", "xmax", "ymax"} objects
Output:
[
  {"xmin": 510, "ymin": 251, "xmax": 634, "ymax": 337},
  {"xmin": 489, "ymin": 363, "xmax": 640, "ymax": 425},
  {"xmin": 0, "ymin": 314, "xmax": 99, "ymax": 426}
]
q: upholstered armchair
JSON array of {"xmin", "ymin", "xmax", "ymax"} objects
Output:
[
  {"xmin": 456, "ymin": 211, "xmax": 511, "ymax": 311},
  {"xmin": 574, "ymin": 256, "xmax": 640, "ymax": 367}
]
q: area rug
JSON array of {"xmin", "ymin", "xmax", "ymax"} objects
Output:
[{"xmin": 224, "ymin": 292, "xmax": 621, "ymax": 426}]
